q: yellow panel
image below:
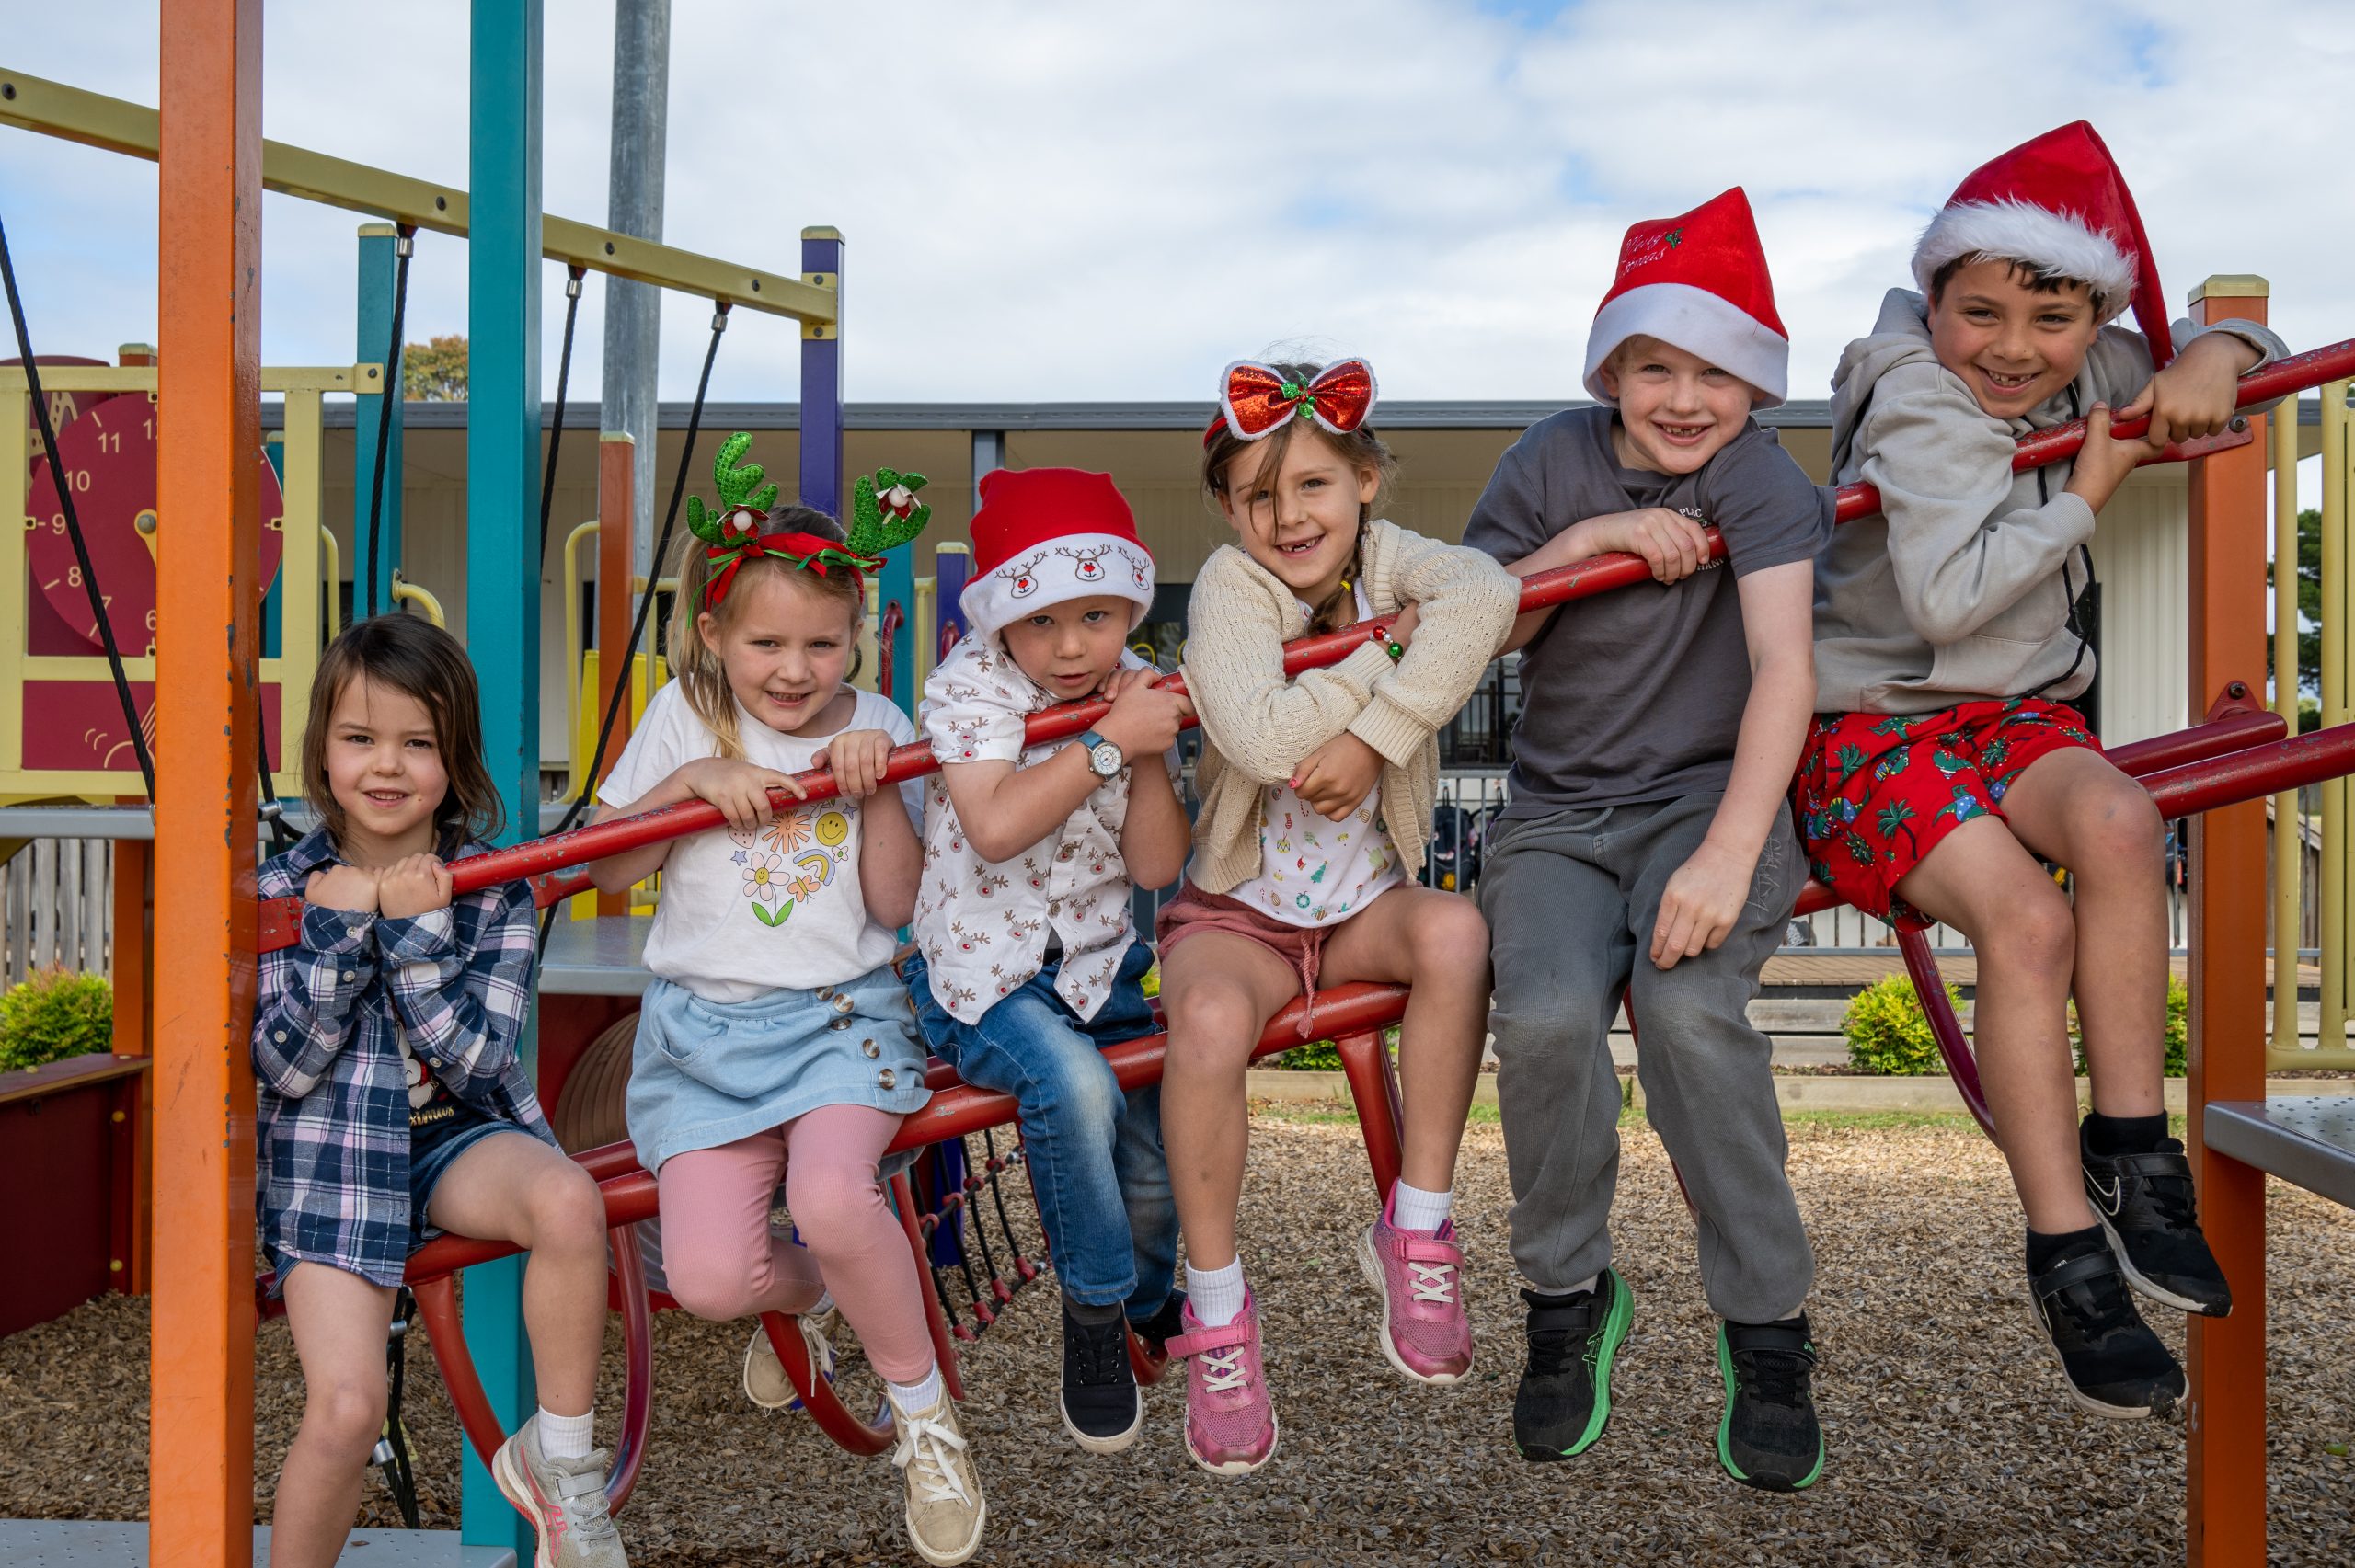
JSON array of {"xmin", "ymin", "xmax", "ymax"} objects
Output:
[{"xmin": 0, "ymin": 70, "xmax": 834, "ymax": 325}]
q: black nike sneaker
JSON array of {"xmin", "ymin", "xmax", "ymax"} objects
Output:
[
  {"xmin": 1061, "ymin": 1298, "xmax": 1143, "ymax": 1454},
  {"xmin": 1716, "ymin": 1315, "xmax": 1826, "ymax": 1492},
  {"xmin": 1131, "ymin": 1290, "xmax": 1188, "ymax": 1360},
  {"xmin": 2027, "ymin": 1232, "xmax": 2185, "ymax": 1419},
  {"xmin": 2081, "ymin": 1124, "xmax": 2233, "ymax": 1317},
  {"xmin": 1512, "ymin": 1269, "xmax": 1633, "ymax": 1461}
]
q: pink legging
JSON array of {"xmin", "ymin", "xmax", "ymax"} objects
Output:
[{"xmin": 654, "ymin": 1105, "xmax": 935, "ymax": 1384}]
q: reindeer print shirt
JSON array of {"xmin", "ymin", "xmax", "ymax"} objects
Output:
[
  {"xmin": 914, "ymin": 633, "xmax": 1168, "ymax": 1025},
  {"xmin": 600, "ymin": 681, "xmax": 923, "ymax": 1003}
]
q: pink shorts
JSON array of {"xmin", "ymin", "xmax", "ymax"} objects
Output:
[{"xmin": 1155, "ymin": 881, "xmax": 1330, "ymax": 1038}]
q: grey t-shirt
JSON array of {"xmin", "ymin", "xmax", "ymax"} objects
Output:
[{"xmin": 1464, "ymin": 407, "xmax": 1831, "ymax": 817}]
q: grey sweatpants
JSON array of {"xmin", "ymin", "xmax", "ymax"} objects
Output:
[{"xmin": 1478, "ymin": 792, "xmax": 1814, "ymax": 1323}]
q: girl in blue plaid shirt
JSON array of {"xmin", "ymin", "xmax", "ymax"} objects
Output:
[{"xmin": 253, "ymin": 616, "xmax": 626, "ymax": 1568}]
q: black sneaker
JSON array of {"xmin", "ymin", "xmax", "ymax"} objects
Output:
[
  {"xmin": 1131, "ymin": 1291, "xmax": 1187, "ymax": 1361},
  {"xmin": 2082, "ymin": 1127, "xmax": 2233, "ymax": 1317},
  {"xmin": 1512, "ymin": 1269, "xmax": 1632, "ymax": 1461},
  {"xmin": 2027, "ymin": 1235, "xmax": 2185, "ymax": 1419},
  {"xmin": 1061, "ymin": 1299, "xmax": 1143, "ymax": 1454},
  {"xmin": 1716, "ymin": 1316, "xmax": 1826, "ymax": 1493}
]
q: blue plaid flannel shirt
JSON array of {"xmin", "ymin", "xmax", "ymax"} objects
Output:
[{"xmin": 252, "ymin": 828, "xmax": 554, "ymax": 1288}]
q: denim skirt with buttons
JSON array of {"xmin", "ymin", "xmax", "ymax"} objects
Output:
[{"xmin": 625, "ymin": 962, "xmax": 932, "ymax": 1173}]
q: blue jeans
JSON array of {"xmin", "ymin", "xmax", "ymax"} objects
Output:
[{"xmin": 905, "ymin": 942, "xmax": 1178, "ymax": 1318}]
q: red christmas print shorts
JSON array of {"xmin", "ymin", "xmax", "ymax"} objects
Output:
[{"xmin": 1792, "ymin": 697, "xmax": 2100, "ymax": 930}]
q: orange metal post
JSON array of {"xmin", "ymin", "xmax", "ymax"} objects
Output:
[
  {"xmin": 151, "ymin": 4, "xmax": 264, "ymax": 1566},
  {"xmin": 2183, "ymin": 278, "xmax": 2270, "ymax": 1567},
  {"xmin": 595, "ymin": 430, "xmax": 635, "ymax": 915}
]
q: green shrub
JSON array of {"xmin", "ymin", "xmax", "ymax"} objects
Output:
[
  {"xmin": 2072, "ymin": 974, "xmax": 2189, "ymax": 1078},
  {"xmin": 1842, "ymin": 972, "xmax": 1966, "ymax": 1076},
  {"xmin": 0, "ymin": 967, "xmax": 113, "ymax": 1071},
  {"xmin": 1271, "ymin": 1025, "xmax": 1399, "ymax": 1071}
]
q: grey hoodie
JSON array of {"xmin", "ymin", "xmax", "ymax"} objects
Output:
[{"xmin": 1811, "ymin": 288, "xmax": 2283, "ymax": 715}]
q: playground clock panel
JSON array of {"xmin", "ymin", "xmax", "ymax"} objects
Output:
[{"xmin": 25, "ymin": 393, "xmax": 285, "ymax": 655}]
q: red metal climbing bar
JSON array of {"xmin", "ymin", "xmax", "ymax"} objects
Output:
[{"xmin": 249, "ymin": 338, "xmax": 2355, "ymax": 954}]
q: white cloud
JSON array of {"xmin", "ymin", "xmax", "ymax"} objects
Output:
[{"xmin": 4, "ymin": 0, "xmax": 2351, "ymax": 406}]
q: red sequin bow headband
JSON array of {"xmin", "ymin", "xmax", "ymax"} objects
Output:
[
  {"xmin": 1203, "ymin": 358, "xmax": 1380, "ymax": 447},
  {"xmin": 705, "ymin": 526, "xmax": 884, "ymax": 608}
]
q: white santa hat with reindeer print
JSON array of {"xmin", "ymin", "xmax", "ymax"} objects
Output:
[
  {"xmin": 1911, "ymin": 120, "xmax": 2174, "ymax": 365},
  {"xmin": 959, "ymin": 467, "xmax": 1157, "ymax": 643}
]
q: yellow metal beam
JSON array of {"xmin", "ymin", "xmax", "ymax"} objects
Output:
[
  {"xmin": 0, "ymin": 365, "xmax": 375, "ymax": 395},
  {"xmin": 0, "ymin": 68, "xmax": 837, "ymax": 325}
]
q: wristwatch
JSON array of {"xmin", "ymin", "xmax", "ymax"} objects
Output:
[{"xmin": 1077, "ymin": 729, "xmax": 1125, "ymax": 779}]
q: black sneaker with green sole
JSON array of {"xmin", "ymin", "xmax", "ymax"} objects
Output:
[
  {"xmin": 1512, "ymin": 1269, "xmax": 1633, "ymax": 1461},
  {"xmin": 1717, "ymin": 1315, "xmax": 1826, "ymax": 1492}
]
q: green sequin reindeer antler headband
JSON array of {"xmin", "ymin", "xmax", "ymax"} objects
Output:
[{"xmin": 685, "ymin": 433, "xmax": 933, "ymax": 608}]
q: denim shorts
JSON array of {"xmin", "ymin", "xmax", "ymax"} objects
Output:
[{"xmin": 274, "ymin": 1106, "xmax": 528, "ymax": 1292}]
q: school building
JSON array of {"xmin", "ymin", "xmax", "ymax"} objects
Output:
[{"xmin": 296, "ymin": 395, "xmax": 2212, "ymax": 783}]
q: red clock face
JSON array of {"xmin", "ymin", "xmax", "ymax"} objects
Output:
[{"xmin": 25, "ymin": 394, "xmax": 285, "ymax": 656}]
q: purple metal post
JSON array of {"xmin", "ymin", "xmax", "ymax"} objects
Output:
[{"xmin": 799, "ymin": 226, "xmax": 844, "ymax": 513}]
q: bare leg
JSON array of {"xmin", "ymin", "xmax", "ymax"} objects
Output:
[
  {"xmin": 426, "ymin": 1133, "xmax": 612, "ymax": 1416},
  {"xmin": 1894, "ymin": 815, "xmax": 2092, "ymax": 1233},
  {"xmin": 1155, "ymin": 932, "xmax": 1302, "ymax": 1271},
  {"xmin": 270, "ymin": 1265, "xmax": 398, "ymax": 1568},
  {"xmin": 1320, "ymin": 886, "xmax": 1491, "ymax": 1195},
  {"xmin": 1998, "ymin": 748, "xmax": 2171, "ymax": 1119}
]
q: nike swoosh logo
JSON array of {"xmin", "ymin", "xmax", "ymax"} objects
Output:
[{"xmin": 2089, "ymin": 1174, "xmax": 2124, "ymax": 1215}]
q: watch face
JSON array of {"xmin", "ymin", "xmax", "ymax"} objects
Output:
[{"xmin": 1089, "ymin": 742, "xmax": 1123, "ymax": 777}]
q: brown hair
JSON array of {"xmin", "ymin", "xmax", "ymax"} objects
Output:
[
  {"xmin": 1927, "ymin": 254, "xmax": 2107, "ymax": 317},
  {"xmin": 667, "ymin": 503, "xmax": 867, "ymax": 760},
  {"xmin": 302, "ymin": 612, "xmax": 504, "ymax": 852},
  {"xmin": 1200, "ymin": 360, "xmax": 1398, "ymax": 634}
]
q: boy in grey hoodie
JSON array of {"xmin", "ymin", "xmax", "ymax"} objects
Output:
[{"xmin": 1798, "ymin": 122, "xmax": 2283, "ymax": 1421}]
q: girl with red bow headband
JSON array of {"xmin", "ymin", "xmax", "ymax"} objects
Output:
[{"xmin": 1152, "ymin": 357, "xmax": 1521, "ymax": 1476}]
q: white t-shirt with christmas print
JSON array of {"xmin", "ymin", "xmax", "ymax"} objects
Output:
[
  {"xmin": 600, "ymin": 681, "xmax": 923, "ymax": 1003},
  {"xmin": 1226, "ymin": 586, "xmax": 1406, "ymax": 929},
  {"xmin": 914, "ymin": 633, "xmax": 1168, "ymax": 1025}
]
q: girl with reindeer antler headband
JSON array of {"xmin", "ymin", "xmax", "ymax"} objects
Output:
[
  {"xmin": 581, "ymin": 437, "xmax": 993, "ymax": 1566},
  {"xmin": 1150, "ymin": 356, "xmax": 1519, "ymax": 1477}
]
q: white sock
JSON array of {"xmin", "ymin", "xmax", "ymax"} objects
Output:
[
  {"xmin": 1188, "ymin": 1255, "xmax": 1246, "ymax": 1329},
  {"xmin": 1559, "ymin": 1274, "xmax": 1601, "ymax": 1298},
  {"xmin": 1389, "ymin": 1179, "xmax": 1453, "ymax": 1233},
  {"xmin": 809, "ymin": 1290, "xmax": 836, "ymax": 1319},
  {"xmin": 536, "ymin": 1406, "xmax": 595, "ymax": 1461},
  {"xmin": 888, "ymin": 1366, "xmax": 945, "ymax": 1415}
]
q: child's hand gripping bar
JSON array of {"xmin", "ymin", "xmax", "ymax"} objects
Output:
[{"xmin": 253, "ymin": 336, "xmax": 2355, "ymax": 954}]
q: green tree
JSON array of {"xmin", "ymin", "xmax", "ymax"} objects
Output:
[
  {"xmin": 402, "ymin": 334, "xmax": 468, "ymax": 401},
  {"xmin": 2269, "ymin": 506, "xmax": 2321, "ymax": 727}
]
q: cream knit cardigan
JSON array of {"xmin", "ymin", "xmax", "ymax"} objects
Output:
[{"xmin": 1181, "ymin": 519, "xmax": 1519, "ymax": 897}]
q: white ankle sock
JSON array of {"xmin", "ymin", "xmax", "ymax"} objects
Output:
[
  {"xmin": 809, "ymin": 1290, "xmax": 835, "ymax": 1319},
  {"xmin": 1390, "ymin": 1179, "xmax": 1453, "ymax": 1233},
  {"xmin": 889, "ymin": 1366, "xmax": 945, "ymax": 1415},
  {"xmin": 1188, "ymin": 1256, "xmax": 1246, "ymax": 1329},
  {"xmin": 536, "ymin": 1406, "xmax": 594, "ymax": 1461},
  {"xmin": 1561, "ymin": 1274, "xmax": 1601, "ymax": 1298}
]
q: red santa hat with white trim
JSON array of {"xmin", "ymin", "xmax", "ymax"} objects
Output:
[
  {"xmin": 959, "ymin": 467, "xmax": 1156, "ymax": 644},
  {"xmin": 1912, "ymin": 120, "xmax": 2173, "ymax": 366},
  {"xmin": 1583, "ymin": 187, "xmax": 1789, "ymax": 408}
]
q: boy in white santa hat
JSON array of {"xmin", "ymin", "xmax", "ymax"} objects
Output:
[
  {"xmin": 903, "ymin": 467, "xmax": 1195, "ymax": 1456},
  {"xmin": 1797, "ymin": 122, "xmax": 2285, "ymax": 1423},
  {"xmin": 1465, "ymin": 187, "xmax": 1833, "ymax": 1491}
]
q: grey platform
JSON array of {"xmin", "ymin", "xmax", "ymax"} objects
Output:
[
  {"xmin": 0, "ymin": 1521, "xmax": 511, "ymax": 1568},
  {"xmin": 537, "ymin": 913, "xmax": 654, "ymax": 995},
  {"xmin": 2205, "ymin": 1094, "xmax": 2355, "ymax": 1210}
]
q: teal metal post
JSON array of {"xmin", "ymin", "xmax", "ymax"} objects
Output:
[
  {"xmin": 463, "ymin": 3, "xmax": 542, "ymax": 1554},
  {"xmin": 354, "ymin": 223, "xmax": 405, "ymax": 620}
]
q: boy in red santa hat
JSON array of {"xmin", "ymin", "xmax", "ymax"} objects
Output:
[
  {"xmin": 1465, "ymin": 188, "xmax": 1834, "ymax": 1491},
  {"xmin": 902, "ymin": 467, "xmax": 1196, "ymax": 1457},
  {"xmin": 1796, "ymin": 122, "xmax": 2285, "ymax": 1422}
]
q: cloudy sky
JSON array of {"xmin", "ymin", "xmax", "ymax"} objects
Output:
[{"xmin": 6, "ymin": 2, "xmax": 2353, "ymax": 407}]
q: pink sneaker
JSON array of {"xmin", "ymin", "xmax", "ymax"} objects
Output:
[
  {"xmin": 1163, "ymin": 1291, "xmax": 1279, "ymax": 1476},
  {"xmin": 1358, "ymin": 1196, "xmax": 1474, "ymax": 1384}
]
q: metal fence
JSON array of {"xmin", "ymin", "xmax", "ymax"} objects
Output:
[{"xmin": 2, "ymin": 838, "xmax": 112, "ymax": 987}]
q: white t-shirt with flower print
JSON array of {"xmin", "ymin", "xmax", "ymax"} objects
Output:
[
  {"xmin": 600, "ymin": 681, "xmax": 923, "ymax": 1003},
  {"xmin": 1224, "ymin": 585, "xmax": 1406, "ymax": 928}
]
